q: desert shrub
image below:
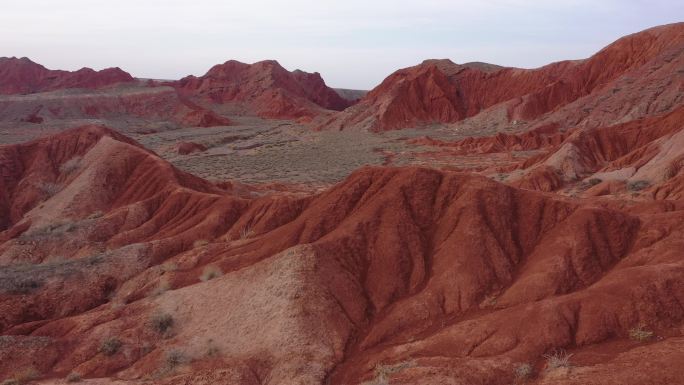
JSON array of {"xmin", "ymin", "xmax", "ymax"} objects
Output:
[
  {"xmin": 628, "ymin": 180, "xmax": 650, "ymax": 191},
  {"xmin": 59, "ymin": 156, "xmax": 82, "ymax": 174},
  {"xmin": 165, "ymin": 350, "xmax": 187, "ymax": 368},
  {"xmin": 66, "ymin": 372, "xmax": 82, "ymax": 382},
  {"xmin": 205, "ymin": 339, "xmax": 221, "ymax": 358},
  {"xmin": 151, "ymin": 313, "xmax": 174, "ymax": 334},
  {"xmin": 193, "ymin": 239, "xmax": 210, "ymax": 248},
  {"xmin": 543, "ymin": 349, "xmax": 573, "ymax": 371},
  {"xmin": 200, "ymin": 265, "xmax": 222, "ymax": 281},
  {"xmin": 99, "ymin": 337, "xmax": 123, "ymax": 356},
  {"xmin": 629, "ymin": 326, "xmax": 654, "ymax": 342},
  {"xmin": 5, "ymin": 279, "xmax": 43, "ymax": 295},
  {"xmin": 514, "ymin": 362, "xmax": 533, "ymax": 379},
  {"xmin": 587, "ymin": 178, "xmax": 602, "ymax": 186},
  {"xmin": 37, "ymin": 181, "xmax": 62, "ymax": 197}
]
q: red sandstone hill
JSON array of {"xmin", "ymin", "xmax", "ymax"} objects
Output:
[
  {"xmin": 2, "ymin": 127, "xmax": 684, "ymax": 384},
  {"xmin": 174, "ymin": 59, "xmax": 353, "ymax": 119},
  {"xmin": 412, "ymin": 100, "xmax": 684, "ymax": 198},
  {"xmin": 323, "ymin": 22, "xmax": 684, "ymax": 131},
  {"xmin": 0, "ymin": 85, "xmax": 231, "ymax": 130},
  {"xmin": 0, "ymin": 57, "xmax": 135, "ymax": 95}
]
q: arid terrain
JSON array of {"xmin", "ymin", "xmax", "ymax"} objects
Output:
[{"xmin": 1, "ymin": 22, "xmax": 684, "ymax": 385}]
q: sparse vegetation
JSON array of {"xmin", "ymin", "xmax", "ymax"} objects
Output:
[
  {"xmin": 205, "ymin": 339, "xmax": 221, "ymax": 358},
  {"xmin": 161, "ymin": 262, "xmax": 178, "ymax": 273},
  {"xmin": 66, "ymin": 372, "xmax": 82, "ymax": 382},
  {"xmin": 152, "ymin": 349, "xmax": 190, "ymax": 378},
  {"xmin": 99, "ymin": 337, "xmax": 123, "ymax": 356},
  {"xmin": 0, "ymin": 254, "xmax": 106, "ymax": 295},
  {"xmin": 629, "ymin": 325, "xmax": 654, "ymax": 342},
  {"xmin": 60, "ymin": 156, "xmax": 82, "ymax": 174},
  {"xmin": 37, "ymin": 181, "xmax": 62, "ymax": 197},
  {"xmin": 587, "ymin": 178, "xmax": 602, "ymax": 186},
  {"xmin": 361, "ymin": 360, "xmax": 417, "ymax": 385},
  {"xmin": 18, "ymin": 221, "xmax": 77, "ymax": 242},
  {"xmin": 628, "ymin": 180, "xmax": 650, "ymax": 192},
  {"xmin": 239, "ymin": 225, "xmax": 254, "ymax": 239},
  {"xmin": 514, "ymin": 362, "xmax": 534, "ymax": 382},
  {"xmin": 4, "ymin": 278, "xmax": 43, "ymax": 295},
  {"xmin": 543, "ymin": 349, "xmax": 573, "ymax": 371},
  {"xmin": 200, "ymin": 265, "xmax": 222, "ymax": 281},
  {"xmin": 151, "ymin": 313, "xmax": 174, "ymax": 334},
  {"xmin": 165, "ymin": 350, "xmax": 188, "ymax": 369},
  {"xmin": 479, "ymin": 294, "xmax": 498, "ymax": 309}
]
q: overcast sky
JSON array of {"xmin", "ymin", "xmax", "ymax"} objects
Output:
[{"xmin": 1, "ymin": 0, "xmax": 682, "ymax": 89}]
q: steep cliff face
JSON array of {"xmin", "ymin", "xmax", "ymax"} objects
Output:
[
  {"xmin": 175, "ymin": 60, "xmax": 352, "ymax": 119},
  {"xmin": 0, "ymin": 57, "xmax": 134, "ymax": 94},
  {"xmin": 323, "ymin": 23, "xmax": 684, "ymax": 131}
]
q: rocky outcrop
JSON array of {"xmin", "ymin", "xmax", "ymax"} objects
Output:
[
  {"xmin": 0, "ymin": 57, "xmax": 134, "ymax": 94},
  {"xmin": 175, "ymin": 60, "xmax": 352, "ymax": 119}
]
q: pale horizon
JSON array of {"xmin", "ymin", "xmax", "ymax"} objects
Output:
[{"xmin": 2, "ymin": 0, "xmax": 682, "ymax": 89}]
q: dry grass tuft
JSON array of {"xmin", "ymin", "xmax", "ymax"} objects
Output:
[
  {"xmin": 514, "ymin": 362, "xmax": 534, "ymax": 382},
  {"xmin": 543, "ymin": 349, "xmax": 573, "ymax": 371},
  {"xmin": 151, "ymin": 313, "xmax": 174, "ymax": 335},
  {"xmin": 200, "ymin": 265, "xmax": 223, "ymax": 281},
  {"xmin": 66, "ymin": 372, "xmax": 82, "ymax": 382},
  {"xmin": 629, "ymin": 325, "xmax": 654, "ymax": 342},
  {"xmin": 240, "ymin": 225, "xmax": 254, "ymax": 240}
]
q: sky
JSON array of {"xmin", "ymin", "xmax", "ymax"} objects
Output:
[{"xmin": 1, "ymin": 0, "xmax": 682, "ymax": 89}]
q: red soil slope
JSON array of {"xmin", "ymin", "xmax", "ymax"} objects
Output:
[
  {"xmin": 407, "ymin": 103, "xmax": 684, "ymax": 198},
  {"xmin": 0, "ymin": 86, "xmax": 231, "ymax": 130},
  {"xmin": 1, "ymin": 127, "xmax": 684, "ymax": 385},
  {"xmin": 514, "ymin": 105, "xmax": 684, "ymax": 196},
  {"xmin": 0, "ymin": 57, "xmax": 135, "ymax": 95},
  {"xmin": 0, "ymin": 58, "xmax": 230, "ymax": 129},
  {"xmin": 323, "ymin": 23, "xmax": 684, "ymax": 131},
  {"xmin": 175, "ymin": 60, "xmax": 353, "ymax": 119}
]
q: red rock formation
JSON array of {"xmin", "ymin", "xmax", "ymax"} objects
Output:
[
  {"xmin": 510, "ymin": 105, "xmax": 684, "ymax": 193},
  {"xmin": 0, "ymin": 86, "xmax": 231, "ymax": 129},
  {"xmin": 175, "ymin": 60, "xmax": 352, "ymax": 119},
  {"xmin": 2, "ymin": 128, "xmax": 684, "ymax": 384},
  {"xmin": 324, "ymin": 22, "xmax": 684, "ymax": 131},
  {"xmin": 0, "ymin": 57, "xmax": 134, "ymax": 94},
  {"xmin": 175, "ymin": 99, "xmax": 232, "ymax": 127},
  {"xmin": 408, "ymin": 123, "xmax": 567, "ymax": 154},
  {"xmin": 176, "ymin": 141, "xmax": 207, "ymax": 155}
]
